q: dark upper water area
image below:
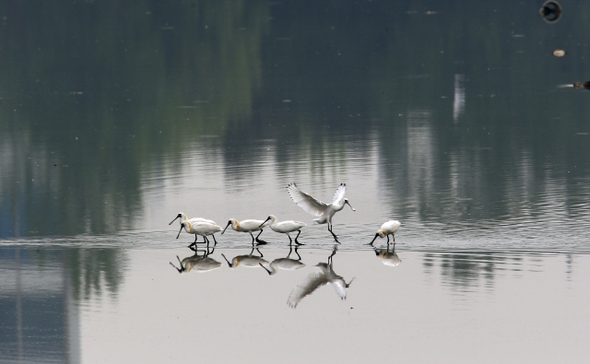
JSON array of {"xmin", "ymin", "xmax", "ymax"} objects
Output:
[
  {"xmin": 1, "ymin": 1, "xmax": 589, "ymax": 248},
  {"xmin": 2, "ymin": 1, "xmax": 590, "ymax": 252}
]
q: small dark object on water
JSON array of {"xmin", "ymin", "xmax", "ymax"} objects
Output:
[
  {"xmin": 573, "ymin": 81, "xmax": 590, "ymax": 90},
  {"xmin": 539, "ymin": 1, "xmax": 562, "ymax": 23}
]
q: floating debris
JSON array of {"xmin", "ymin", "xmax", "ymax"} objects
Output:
[
  {"xmin": 573, "ymin": 81, "xmax": 590, "ymax": 90},
  {"xmin": 539, "ymin": 1, "xmax": 562, "ymax": 23},
  {"xmin": 552, "ymin": 49, "xmax": 567, "ymax": 57}
]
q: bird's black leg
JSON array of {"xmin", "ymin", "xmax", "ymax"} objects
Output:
[
  {"xmin": 212, "ymin": 234, "xmax": 218, "ymax": 246},
  {"xmin": 255, "ymin": 229, "xmax": 268, "ymax": 245},
  {"xmin": 328, "ymin": 224, "xmax": 340, "ymax": 243},
  {"xmin": 294, "ymin": 230, "xmax": 304, "ymax": 245},
  {"xmin": 188, "ymin": 234, "xmax": 200, "ymax": 250},
  {"xmin": 328, "ymin": 245, "xmax": 338, "ymax": 264}
]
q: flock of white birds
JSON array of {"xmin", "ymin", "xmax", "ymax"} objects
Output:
[
  {"xmin": 168, "ymin": 183, "xmax": 402, "ymax": 308},
  {"xmin": 169, "ymin": 183, "xmax": 401, "ymax": 249}
]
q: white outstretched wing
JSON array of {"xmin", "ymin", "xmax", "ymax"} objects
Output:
[
  {"xmin": 287, "ymin": 269, "xmax": 328, "ymax": 308},
  {"xmin": 331, "ymin": 183, "xmax": 346, "ymax": 204},
  {"xmin": 287, "ymin": 183, "xmax": 328, "ymax": 217},
  {"xmin": 331, "ymin": 279, "xmax": 347, "ymax": 300}
]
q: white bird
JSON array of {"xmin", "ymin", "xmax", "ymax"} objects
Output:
[
  {"xmin": 169, "ymin": 212, "xmax": 219, "ymax": 244},
  {"xmin": 259, "ymin": 246, "xmax": 305, "ymax": 275},
  {"xmin": 286, "ymin": 183, "xmax": 355, "ymax": 242},
  {"xmin": 287, "ymin": 247, "xmax": 354, "ymax": 308},
  {"xmin": 176, "ymin": 220, "xmax": 222, "ymax": 248},
  {"xmin": 169, "ymin": 250, "xmax": 222, "ymax": 274},
  {"xmin": 169, "ymin": 212, "xmax": 216, "ymax": 226},
  {"xmin": 369, "ymin": 220, "xmax": 401, "ymax": 246},
  {"xmin": 259, "ymin": 215, "xmax": 306, "ymax": 245},
  {"xmin": 221, "ymin": 218, "xmax": 270, "ymax": 245},
  {"xmin": 221, "ymin": 247, "xmax": 268, "ymax": 268}
]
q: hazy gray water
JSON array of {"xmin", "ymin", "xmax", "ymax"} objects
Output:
[{"xmin": 2, "ymin": 1, "xmax": 590, "ymax": 363}]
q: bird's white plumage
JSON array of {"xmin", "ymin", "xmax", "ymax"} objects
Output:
[
  {"xmin": 370, "ymin": 220, "xmax": 401, "ymax": 245},
  {"xmin": 169, "ymin": 212, "xmax": 215, "ymax": 226},
  {"xmin": 182, "ymin": 221, "xmax": 222, "ymax": 236},
  {"xmin": 286, "ymin": 183, "xmax": 355, "ymax": 241},
  {"xmin": 331, "ymin": 184, "xmax": 347, "ymax": 205},
  {"xmin": 264, "ymin": 215, "xmax": 306, "ymax": 234},
  {"xmin": 287, "ymin": 184, "xmax": 328, "ymax": 217},
  {"xmin": 223, "ymin": 218, "xmax": 269, "ymax": 233},
  {"xmin": 378, "ymin": 220, "xmax": 401, "ymax": 237}
]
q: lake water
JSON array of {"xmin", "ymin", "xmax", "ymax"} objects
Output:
[{"xmin": 2, "ymin": 1, "xmax": 590, "ymax": 363}]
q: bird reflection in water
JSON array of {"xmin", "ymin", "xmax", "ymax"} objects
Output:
[
  {"xmin": 287, "ymin": 246, "xmax": 355, "ymax": 308},
  {"xmin": 221, "ymin": 247, "xmax": 268, "ymax": 269},
  {"xmin": 374, "ymin": 243, "xmax": 401, "ymax": 267},
  {"xmin": 259, "ymin": 245, "xmax": 305, "ymax": 275},
  {"xmin": 169, "ymin": 245, "xmax": 222, "ymax": 274}
]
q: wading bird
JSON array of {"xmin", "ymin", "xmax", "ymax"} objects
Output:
[
  {"xmin": 176, "ymin": 220, "xmax": 222, "ymax": 248},
  {"xmin": 287, "ymin": 246, "xmax": 354, "ymax": 308},
  {"xmin": 221, "ymin": 218, "xmax": 270, "ymax": 245},
  {"xmin": 259, "ymin": 215, "xmax": 306, "ymax": 245},
  {"xmin": 259, "ymin": 245, "xmax": 305, "ymax": 275},
  {"xmin": 169, "ymin": 212, "xmax": 216, "ymax": 226},
  {"xmin": 286, "ymin": 183, "xmax": 355, "ymax": 242},
  {"xmin": 369, "ymin": 220, "xmax": 401, "ymax": 247}
]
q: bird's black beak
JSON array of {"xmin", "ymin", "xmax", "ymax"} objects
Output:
[
  {"xmin": 221, "ymin": 253, "xmax": 233, "ymax": 267},
  {"xmin": 176, "ymin": 225, "xmax": 183, "ymax": 239},
  {"xmin": 221, "ymin": 221, "xmax": 231, "ymax": 234},
  {"xmin": 169, "ymin": 214, "xmax": 181, "ymax": 225},
  {"xmin": 259, "ymin": 262, "xmax": 272, "ymax": 275},
  {"xmin": 259, "ymin": 216, "xmax": 271, "ymax": 229},
  {"xmin": 368, "ymin": 233, "xmax": 379, "ymax": 245}
]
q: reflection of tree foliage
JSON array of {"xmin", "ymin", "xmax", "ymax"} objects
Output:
[
  {"xmin": 0, "ymin": 1, "xmax": 269, "ymax": 236},
  {"xmin": 64, "ymin": 248, "xmax": 126, "ymax": 302},
  {"xmin": 368, "ymin": 1, "xmax": 590, "ymax": 223},
  {"xmin": 26, "ymin": 247, "xmax": 126, "ymax": 302}
]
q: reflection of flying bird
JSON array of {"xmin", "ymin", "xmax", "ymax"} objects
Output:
[
  {"xmin": 259, "ymin": 245, "xmax": 305, "ymax": 275},
  {"xmin": 169, "ymin": 247, "xmax": 222, "ymax": 274},
  {"xmin": 222, "ymin": 218, "xmax": 270, "ymax": 245},
  {"xmin": 369, "ymin": 220, "xmax": 401, "ymax": 246},
  {"xmin": 221, "ymin": 247, "xmax": 268, "ymax": 269},
  {"xmin": 287, "ymin": 247, "xmax": 354, "ymax": 308},
  {"xmin": 176, "ymin": 220, "xmax": 222, "ymax": 248},
  {"xmin": 287, "ymin": 183, "xmax": 355, "ymax": 242},
  {"xmin": 260, "ymin": 215, "xmax": 306, "ymax": 245}
]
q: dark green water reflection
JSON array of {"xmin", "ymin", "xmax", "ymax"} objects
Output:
[{"xmin": 1, "ymin": 1, "xmax": 590, "ymax": 244}]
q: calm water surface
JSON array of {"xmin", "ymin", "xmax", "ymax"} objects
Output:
[{"xmin": 2, "ymin": 0, "xmax": 590, "ymax": 363}]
